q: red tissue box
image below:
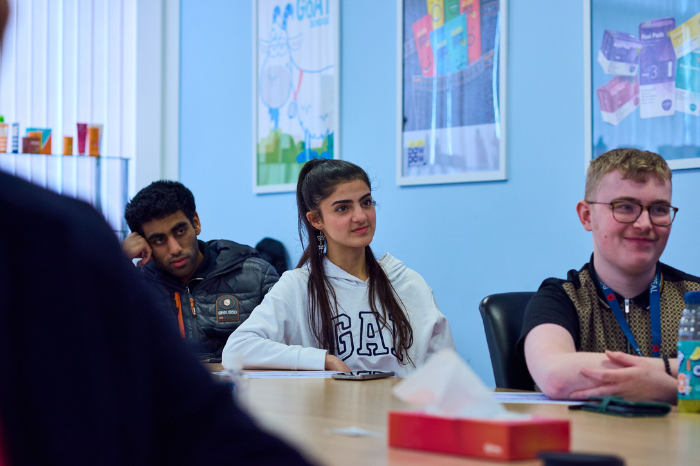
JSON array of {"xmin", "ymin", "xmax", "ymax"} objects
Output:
[{"xmin": 388, "ymin": 410, "xmax": 570, "ymax": 461}]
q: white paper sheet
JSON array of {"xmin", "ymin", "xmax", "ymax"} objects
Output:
[
  {"xmin": 327, "ymin": 426, "xmax": 383, "ymax": 437},
  {"xmin": 213, "ymin": 371, "xmax": 340, "ymax": 379},
  {"xmin": 491, "ymin": 392, "xmax": 584, "ymax": 405}
]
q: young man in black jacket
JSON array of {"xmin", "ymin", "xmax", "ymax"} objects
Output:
[{"xmin": 121, "ymin": 181, "xmax": 278, "ymax": 359}]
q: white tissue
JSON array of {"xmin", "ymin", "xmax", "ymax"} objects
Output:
[{"xmin": 393, "ymin": 349, "xmax": 527, "ymax": 419}]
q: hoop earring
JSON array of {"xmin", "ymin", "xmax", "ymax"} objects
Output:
[{"xmin": 317, "ymin": 231, "xmax": 326, "ymax": 255}]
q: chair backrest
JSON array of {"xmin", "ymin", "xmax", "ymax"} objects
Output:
[{"xmin": 479, "ymin": 292, "xmax": 536, "ymax": 390}]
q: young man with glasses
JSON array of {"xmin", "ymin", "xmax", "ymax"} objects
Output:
[{"xmin": 518, "ymin": 149, "xmax": 700, "ymax": 403}]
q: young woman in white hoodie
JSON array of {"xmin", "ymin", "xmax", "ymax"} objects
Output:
[{"xmin": 222, "ymin": 159, "xmax": 455, "ymax": 376}]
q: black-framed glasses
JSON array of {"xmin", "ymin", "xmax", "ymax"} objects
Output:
[{"xmin": 586, "ymin": 201, "xmax": 678, "ymax": 226}]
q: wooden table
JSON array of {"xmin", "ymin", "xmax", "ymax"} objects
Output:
[{"xmin": 206, "ymin": 364, "xmax": 700, "ymax": 465}]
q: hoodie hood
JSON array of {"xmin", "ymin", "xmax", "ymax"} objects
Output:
[
  {"xmin": 320, "ymin": 253, "xmax": 406, "ymax": 284},
  {"xmin": 207, "ymin": 239, "xmax": 260, "ymax": 276}
]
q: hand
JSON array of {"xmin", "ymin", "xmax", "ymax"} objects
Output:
[
  {"xmin": 324, "ymin": 354, "xmax": 351, "ymax": 372},
  {"xmin": 121, "ymin": 232, "xmax": 152, "ymax": 266},
  {"xmin": 570, "ymin": 351, "xmax": 677, "ymax": 403}
]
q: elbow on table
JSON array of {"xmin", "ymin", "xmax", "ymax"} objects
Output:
[
  {"xmin": 535, "ymin": 370, "xmax": 575, "ymax": 400},
  {"xmin": 221, "ymin": 333, "xmax": 250, "ymax": 369}
]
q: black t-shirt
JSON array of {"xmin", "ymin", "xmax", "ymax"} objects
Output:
[{"xmin": 517, "ymin": 255, "xmax": 700, "ymax": 362}]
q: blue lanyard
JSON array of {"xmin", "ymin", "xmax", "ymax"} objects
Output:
[{"xmin": 597, "ymin": 266, "xmax": 662, "ymax": 358}]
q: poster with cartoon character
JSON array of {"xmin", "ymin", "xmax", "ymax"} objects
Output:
[
  {"xmin": 397, "ymin": 0, "xmax": 507, "ymax": 186},
  {"xmin": 586, "ymin": 0, "xmax": 700, "ymax": 171},
  {"xmin": 254, "ymin": 0, "xmax": 340, "ymax": 193}
]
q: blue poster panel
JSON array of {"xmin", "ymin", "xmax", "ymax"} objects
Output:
[
  {"xmin": 398, "ymin": 0, "xmax": 507, "ymax": 185},
  {"xmin": 591, "ymin": 0, "xmax": 700, "ymax": 169}
]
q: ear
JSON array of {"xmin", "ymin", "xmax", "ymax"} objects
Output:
[
  {"xmin": 576, "ymin": 201, "xmax": 593, "ymax": 232},
  {"xmin": 306, "ymin": 210, "xmax": 323, "ymax": 232},
  {"xmin": 192, "ymin": 212, "xmax": 202, "ymax": 236}
]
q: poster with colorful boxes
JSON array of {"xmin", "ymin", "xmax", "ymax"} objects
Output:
[
  {"xmin": 588, "ymin": 0, "xmax": 700, "ymax": 170},
  {"xmin": 398, "ymin": 0, "xmax": 507, "ymax": 185}
]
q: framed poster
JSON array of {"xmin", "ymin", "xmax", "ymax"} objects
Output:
[
  {"xmin": 397, "ymin": 0, "xmax": 507, "ymax": 186},
  {"xmin": 585, "ymin": 0, "xmax": 700, "ymax": 170},
  {"xmin": 253, "ymin": 0, "xmax": 340, "ymax": 194}
]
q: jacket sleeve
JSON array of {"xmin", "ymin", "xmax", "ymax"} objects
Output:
[
  {"xmin": 425, "ymin": 291, "xmax": 457, "ymax": 358},
  {"xmin": 222, "ymin": 272, "xmax": 327, "ymax": 371}
]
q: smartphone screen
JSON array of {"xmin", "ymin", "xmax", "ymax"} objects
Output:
[{"xmin": 331, "ymin": 371, "xmax": 394, "ymax": 380}]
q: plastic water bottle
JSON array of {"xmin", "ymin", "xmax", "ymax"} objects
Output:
[
  {"xmin": 220, "ymin": 354, "xmax": 249, "ymax": 410},
  {"xmin": 678, "ymin": 291, "xmax": 700, "ymax": 413}
]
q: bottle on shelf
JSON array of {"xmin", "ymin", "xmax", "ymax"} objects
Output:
[
  {"xmin": 678, "ymin": 291, "xmax": 700, "ymax": 413},
  {"xmin": 0, "ymin": 116, "xmax": 8, "ymax": 153}
]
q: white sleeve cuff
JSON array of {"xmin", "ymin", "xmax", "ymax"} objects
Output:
[{"xmin": 296, "ymin": 347, "xmax": 327, "ymax": 370}]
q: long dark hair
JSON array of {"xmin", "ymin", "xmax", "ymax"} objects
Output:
[{"xmin": 296, "ymin": 159, "xmax": 414, "ymax": 365}]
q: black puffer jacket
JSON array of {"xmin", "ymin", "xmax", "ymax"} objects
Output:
[{"xmin": 137, "ymin": 239, "xmax": 278, "ymax": 358}]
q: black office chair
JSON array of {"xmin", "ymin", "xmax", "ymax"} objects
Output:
[{"xmin": 479, "ymin": 292, "xmax": 536, "ymax": 390}]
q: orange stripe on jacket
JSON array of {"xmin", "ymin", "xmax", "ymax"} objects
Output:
[{"xmin": 174, "ymin": 292, "xmax": 185, "ymax": 339}]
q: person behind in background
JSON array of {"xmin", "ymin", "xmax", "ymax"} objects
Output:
[
  {"xmin": 121, "ymin": 181, "xmax": 278, "ymax": 360},
  {"xmin": 519, "ymin": 148, "xmax": 700, "ymax": 403},
  {"xmin": 222, "ymin": 159, "xmax": 455, "ymax": 375}
]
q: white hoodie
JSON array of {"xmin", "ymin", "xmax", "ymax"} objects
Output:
[{"xmin": 222, "ymin": 253, "xmax": 455, "ymax": 377}]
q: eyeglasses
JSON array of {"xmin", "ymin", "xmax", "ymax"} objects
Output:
[{"xmin": 586, "ymin": 201, "xmax": 678, "ymax": 226}]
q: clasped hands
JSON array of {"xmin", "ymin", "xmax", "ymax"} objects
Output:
[{"xmin": 570, "ymin": 350, "xmax": 677, "ymax": 404}]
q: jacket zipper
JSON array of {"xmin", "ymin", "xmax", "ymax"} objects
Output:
[
  {"xmin": 624, "ymin": 299, "xmax": 631, "ymax": 355},
  {"xmin": 188, "ymin": 294, "xmax": 200, "ymax": 344},
  {"xmin": 186, "ymin": 278, "xmax": 204, "ymax": 346}
]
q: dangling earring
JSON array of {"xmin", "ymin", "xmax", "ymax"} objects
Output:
[{"xmin": 317, "ymin": 231, "xmax": 326, "ymax": 255}]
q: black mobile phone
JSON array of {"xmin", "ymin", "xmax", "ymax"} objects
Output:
[
  {"xmin": 568, "ymin": 396, "xmax": 671, "ymax": 417},
  {"xmin": 331, "ymin": 370, "xmax": 395, "ymax": 381}
]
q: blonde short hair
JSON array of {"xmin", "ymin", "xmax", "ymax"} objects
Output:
[{"xmin": 585, "ymin": 148, "xmax": 671, "ymax": 200}]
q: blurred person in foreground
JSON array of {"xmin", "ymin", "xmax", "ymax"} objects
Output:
[{"xmin": 0, "ymin": 3, "xmax": 311, "ymax": 464}]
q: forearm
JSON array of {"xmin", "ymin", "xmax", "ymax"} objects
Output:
[
  {"xmin": 654, "ymin": 374, "xmax": 678, "ymax": 404},
  {"xmin": 223, "ymin": 332, "xmax": 326, "ymax": 370},
  {"xmin": 529, "ymin": 352, "xmax": 624, "ymax": 399}
]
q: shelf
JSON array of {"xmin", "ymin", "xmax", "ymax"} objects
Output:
[{"xmin": 0, "ymin": 153, "xmax": 130, "ymax": 239}]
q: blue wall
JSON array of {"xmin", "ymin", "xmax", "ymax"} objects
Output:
[{"xmin": 180, "ymin": 0, "xmax": 700, "ymax": 385}]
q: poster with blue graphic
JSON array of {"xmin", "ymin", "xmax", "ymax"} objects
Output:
[
  {"xmin": 254, "ymin": 0, "xmax": 340, "ymax": 193},
  {"xmin": 589, "ymin": 0, "xmax": 700, "ymax": 170},
  {"xmin": 398, "ymin": 0, "xmax": 507, "ymax": 186}
]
